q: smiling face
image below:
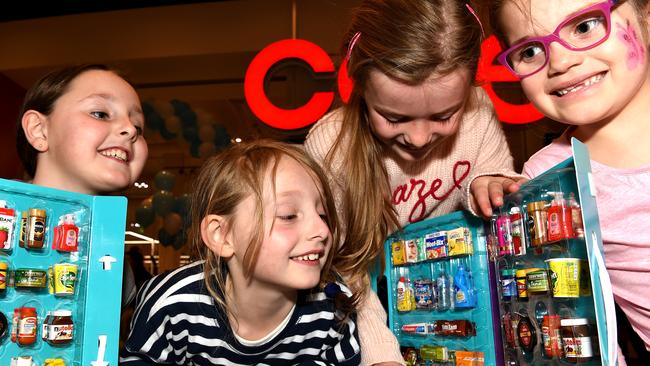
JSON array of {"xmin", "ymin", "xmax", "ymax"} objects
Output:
[
  {"xmin": 33, "ymin": 69, "xmax": 148, "ymax": 194},
  {"xmin": 227, "ymin": 156, "xmax": 332, "ymax": 292},
  {"xmin": 364, "ymin": 68, "xmax": 470, "ymax": 162},
  {"xmin": 500, "ymin": 0, "xmax": 650, "ymax": 125}
]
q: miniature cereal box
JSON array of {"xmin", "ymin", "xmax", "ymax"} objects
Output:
[
  {"xmin": 392, "ymin": 240, "xmax": 406, "ymax": 265},
  {"xmin": 447, "ymin": 227, "xmax": 474, "ymax": 257},
  {"xmin": 405, "ymin": 239, "xmax": 418, "ymax": 263},
  {"xmin": 425, "ymin": 231, "xmax": 447, "ymax": 259}
]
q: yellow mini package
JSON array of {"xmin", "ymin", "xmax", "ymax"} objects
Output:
[
  {"xmin": 392, "ymin": 240, "xmax": 406, "ymax": 266},
  {"xmin": 447, "ymin": 227, "xmax": 473, "ymax": 257}
]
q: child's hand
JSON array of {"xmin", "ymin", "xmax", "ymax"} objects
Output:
[{"xmin": 470, "ymin": 176, "xmax": 528, "ymax": 219}]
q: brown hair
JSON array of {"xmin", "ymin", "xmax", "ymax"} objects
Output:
[
  {"xmin": 489, "ymin": 0, "xmax": 650, "ymax": 48},
  {"xmin": 325, "ymin": 0, "xmax": 484, "ymax": 291},
  {"xmin": 16, "ymin": 64, "xmax": 126, "ymax": 177},
  {"xmin": 189, "ymin": 139, "xmax": 356, "ymax": 319}
]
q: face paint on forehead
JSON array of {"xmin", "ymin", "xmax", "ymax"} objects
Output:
[{"xmin": 616, "ymin": 19, "xmax": 647, "ymax": 70}]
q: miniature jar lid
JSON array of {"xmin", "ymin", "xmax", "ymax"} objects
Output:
[
  {"xmin": 560, "ymin": 318, "xmax": 589, "ymax": 326},
  {"xmin": 527, "ymin": 201, "xmax": 547, "ymax": 211},
  {"xmin": 29, "ymin": 208, "xmax": 46, "ymax": 216},
  {"xmin": 501, "ymin": 268, "xmax": 516, "ymax": 277},
  {"xmin": 52, "ymin": 310, "xmax": 72, "ymax": 317}
]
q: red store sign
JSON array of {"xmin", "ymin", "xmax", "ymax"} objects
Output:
[{"xmin": 245, "ymin": 36, "xmax": 544, "ymax": 131}]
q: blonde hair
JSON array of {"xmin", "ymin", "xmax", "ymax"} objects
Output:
[
  {"xmin": 326, "ymin": 0, "xmax": 484, "ymax": 291},
  {"xmin": 189, "ymin": 139, "xmax": 356, "ymax": 318}
]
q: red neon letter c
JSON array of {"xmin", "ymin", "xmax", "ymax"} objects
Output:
[{"xmin": 245, "ymin": 39, "xmax": 335, "ymax": 130}]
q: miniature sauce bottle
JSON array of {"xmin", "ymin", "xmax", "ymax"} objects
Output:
[
  {"xmin": 0, "ymin": 200, "xmax": 16, "ymax": 250},
  {"xmin": 547, "ymin": 192, "xmax": 573, "ymax": 242},
  {"xmin": 60, "ymin": 214, "xmax": 79, "ymax": 252},
  {"xmin": 17, "ymin": 307, "xmax": 37, "ymax": 346},
  {"xmin": 27, "ymin": 208, "xmax": 46, "ymax": 249},
  {"xmin": 568, "ymin": 193, "xmax": 584, "ymax": 238},
  {"xmin": 52, "ymin": 216, "xmax": 63, "ymax": 250}
]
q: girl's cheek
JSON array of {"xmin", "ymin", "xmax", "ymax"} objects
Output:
[{"xmin": 616, "ymin": 20, "xmax": 647, "ymax": 70}]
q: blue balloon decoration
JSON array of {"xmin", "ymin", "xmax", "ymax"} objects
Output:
[
  {"xmin": 172, "ymin": 193, "xmax": 191, "ymax": 217},
  {"xmin": 190, "ymin": 141, "xmax": 200, "ymax": 158},
  {"xmin": 135, "ymin": 204, "xmax": 155, "ymax": 228},
  {"xmin": 182, "ymin": 126, "xmax": 199, "ymax": 143},
  {"xmin": 152, "ymin": 190, "xmax": 175, "ymax": 217},
  {"xmin": 154, "ymin": 171, "xmax": 176, "ymax": 191},
  {"xmin": 214, "ymin": 125, "xmax": 231, "ymax": 149}
]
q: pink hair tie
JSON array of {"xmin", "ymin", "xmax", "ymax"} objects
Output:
[
  {"xmin": 465, "ymin": 3, "xmax": 485, "ymax": 39},
  {"xmin": 345, "ymin": 31, "xmax": 362, "ymax": 62}
]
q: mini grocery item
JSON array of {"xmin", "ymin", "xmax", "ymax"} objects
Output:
[
  {"xmin": 561, "ymin": 318, "xmax": 594, "ymax": 363},
  {"xmin": 454, "ymin": 264, "xmax": 476, "ymax": 308},
  {"xmin": 14, "ymin": 268, "xmax": 47, "ymax": 288},
  {"xmin": 0, "ymin": 200, "xmax": 16, "ymax": 250},
  {"xmin": 546, "ymin": 258, "xmax": 581, "ymax": 298},
  {"xmin": 27, "ymin": 208, "xmax": 47, "ymax": 249},
  {"xmin": 547, "ymin": 192, "xmax": 573, "ymax": 242},
  {"xmin": 396, "ymin": 277, "xmax": 415, "ymax": 312},
  {"xmin": 527, "ymin": 201, "xmax": 548, "ymax": 246},
  {"xmin": 52, "ymin": 263, "xmax": 78, "ymax": 296}
]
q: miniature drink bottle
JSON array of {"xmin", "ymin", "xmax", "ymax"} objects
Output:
[
  {"xmin": 454, "ymin": 264, "xmax": 476, "ymax": 308},
  {"xmin": 509, "ymin": 206, "xmax": 527, "ymax": 256},
  {"xmin": 437, "ymin": 272, "xmax": 451, "ymax": 311}
]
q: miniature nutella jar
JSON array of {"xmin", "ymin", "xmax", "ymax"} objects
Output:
[
  {"xmin": 561, "ymin": 318, "xmax": 594, "ymax": 363},
  {"xmin": 46, "ymin": 310, "xmax": 74, "ymax": 345}
]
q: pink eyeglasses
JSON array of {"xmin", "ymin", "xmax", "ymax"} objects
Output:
[{"xmin": 497, "ymin": 0, "xmax": 619, "ymax": 79}]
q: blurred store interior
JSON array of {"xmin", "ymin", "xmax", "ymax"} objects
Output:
[{"xmin": 0, "ymin": 0, "xmax": 565, "ymax": 273}]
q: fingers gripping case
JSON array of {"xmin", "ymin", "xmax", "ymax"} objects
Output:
[
  {"xmin": 0, "ymin": 178, "xmax": 127, "ymax": 366},
  {"xmin": 382, "ymin": 139, "xmax": 617, "ymax": 366}
]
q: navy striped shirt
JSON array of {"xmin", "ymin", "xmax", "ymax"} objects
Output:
[{"xmin": 120, "ymin": 261, "xmax": 360, "ymax": 365}]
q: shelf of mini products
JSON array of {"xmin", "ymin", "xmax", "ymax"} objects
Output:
[
  {"xmin": 492, "ymin": 166, "xmax": 604, "ymax": 366},
  {"xmin": 0, "ymin": 178, "xmax": 127, "ymax": 366},
  {"xmin": 385, "ymin": 211, "xmax": 493, "ymax": 366}
]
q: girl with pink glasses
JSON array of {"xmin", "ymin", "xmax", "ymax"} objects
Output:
[{"xmin": 490, "ymin": 0, "xmax": 650, "ymax": 363}]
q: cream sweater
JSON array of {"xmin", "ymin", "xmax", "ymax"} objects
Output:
[{"xmin": 304, "ymin": 88, "xmax": 519, "ymax": 365}]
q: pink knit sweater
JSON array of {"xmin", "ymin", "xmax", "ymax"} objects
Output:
[{"xmin": 304, "ymin": 88, "xmax": 519, "ymax": 365}]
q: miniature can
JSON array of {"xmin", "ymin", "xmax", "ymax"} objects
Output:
[
  {"xmin": 14, "ymin": 268, "xmax": 47, "ymax": 288},
  {"xmin": 526, "ymin": 269, "xmax": 550, "ymax": 294},
  {"xmin": 0, "ymin": 261, "xmax": 7, "ymax": 290},
  {"xmin": 546, "ymin": 258, "xmax": 580, "ymax": 298},
  {"xmin": 53, "ymin": 263, "xmax": 77, "ymax": 296}
]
